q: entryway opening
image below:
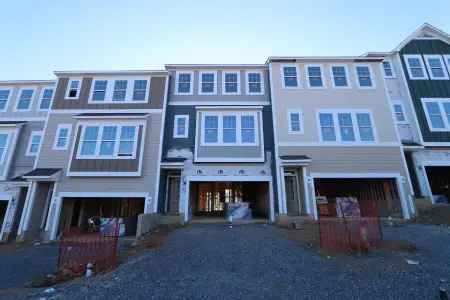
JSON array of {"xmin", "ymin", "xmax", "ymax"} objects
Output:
[
  {"xmin": 58, "ymin": 197, "xmax": 145, "ymax": 237},
  {"xmin": 313, "ymin": 178, "xmax": 403, "ymax": 218},
  {"xmin": 0, "ymin": 200, "xmax": 8, "ymax": 233},
  {"xmin": 189, "ymin": 181, "xmax": 271, "ymax": 219},
  {"xmin": 283, "ymin": 168, "xmax": 307, "ymax": 215},
  {"xmin": 425, "ymin": 166, "xmax": 450, "ymax": 203}
]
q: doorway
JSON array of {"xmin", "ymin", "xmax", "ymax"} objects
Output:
[
  {"xmin": 167, "ymin": 176, "xmax": 181, "ymax": 212},
  {"xmin": 285, "ymin": 175, "xmax": 300, "ymax": 214}
]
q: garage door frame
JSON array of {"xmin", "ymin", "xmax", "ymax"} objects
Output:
[
  {"xmin": 421, "ymin": 160, "xmax": 450, "ymax": 204},
  {"xmin": 0, "ymin": 195, "xmax": 13, "ymax": 240}
]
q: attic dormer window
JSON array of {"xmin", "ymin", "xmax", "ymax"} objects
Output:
[{"xmin": 65, "ymin": 78, "xmax": 82, "ymax": 99}]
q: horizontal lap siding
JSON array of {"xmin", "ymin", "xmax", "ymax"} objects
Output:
[
  {"xmin": 400, "ymin": 40, "xmax": 450, "ymax": 142},
  {"xmin": 0, "ymin": 85, "xmax": 48, "ymax": 119},
  {"xmin": 279, "ymin": 146, "xmax": 406, "ymax": 174},
  {"xmin": 9, "ymin": 121, "xmax": 45, "ymax": 178},
  {"xmin": 52, "ymin": 77, "xmax": 166, "ymax": 110}
]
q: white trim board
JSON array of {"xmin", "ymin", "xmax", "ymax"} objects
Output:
[
  {"xmin": 277, "ymin": 142, "xmax": 400, "ymax": 147},
  {"xmin": 58, "ymin": 192, "xmax": 150, "ymax": 198},
  {"xmin": 169, "ymin": 101, "xmax": 270, "ymax": 106},
  {"xmin": 310, "ymin": 173, "xmax": 401, "ymax": 178}
]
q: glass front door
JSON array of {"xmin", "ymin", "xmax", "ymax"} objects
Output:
[{"xmin": 285, "ymin": 176, "xmax": 300, "ymax": 213}]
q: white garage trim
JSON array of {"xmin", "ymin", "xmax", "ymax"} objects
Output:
[
  {"xmin": 183, "ymin": 175, "xmax": 274, "ymax": 223},
  {"xmin": 58, "ymin": 192, "xmax": 150, "ymax": 198}
]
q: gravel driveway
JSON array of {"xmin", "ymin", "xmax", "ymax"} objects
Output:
[{"xmin": 3, "ymin": 223, "xmax": 450, "ymax": 300}]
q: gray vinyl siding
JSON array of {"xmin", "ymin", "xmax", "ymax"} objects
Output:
[
  {"xmin": 400, "ymin": 39, "xmax": 450, "ymax": 142},
  {"xmin": 69, "ymin": 125, "xmax": 143, "ymax": 173},
  {"xmin": 36, "ymin": 113, "xmax": 163, "ymax": 195},
  {"xmin": 0, "ymin": 85, "xmax": 51, "ymax": 119},
  {"xmin": 162, "ymin": 105, "xmax": 196, "ymax": 158},
  {"xmin": 8, "ymin": 121, "xmax": 45, "ymax": 179},
  {"xmin": 52, "ymin": 77, "xmax": 166, "ymax": 110},
  {"xmin": 279, "ymin": 146, "xmax": 407, "ymax": 175},
  {"xmin": 168, "ymin": 69, "xmax": 270, "ymax": 104}
]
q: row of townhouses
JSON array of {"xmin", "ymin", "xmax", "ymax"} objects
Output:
[{"xmin": 0, "ymin": 23, "xmax": 449, "ymax": 243}]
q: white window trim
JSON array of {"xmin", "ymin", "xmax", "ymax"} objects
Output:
[
  {"xmin": 0, "ymin": 87, "xmax": 14, "ymax": 112},
  {"xmin": 87, "ymin": 77, "xmax": 151, "ymax": 104},
  {"xmin": 200, "ymin": 111, "xmax": 259, "ymax": 146},
  {"xmin": 329, "ymin": 64, "xmax": 351, "ymax": 89},
  {"xmin": 37, "ymin": 86, "xmax": 55, "ymax": 111},
  {"xmin": 65, "ymin": 77, "xmax": 83, "ymax": 100},
  {"xmin": 316, "ymin": 109, "xmax": 378, "ymax": 143},
  {"xmin": 403, "ymin": 55, "xmax": 429, "ymax": 80},
  {"xmin": 26, "ymin": 131, "xmax": 43, "ymax": 156},
  {"xmin": 287, "ymin": 109, "xmax": 304, "ymax": 134},
  {"xmin": 305, "ymin": 64, "xmax": 326, "ymax": 89},
  {"xmin": 174, "ymin": 71, "xmax": 194, "ymax": 95},
  {"xmin": 76, "ymin": 122, "xmax": 141, "ymax": 160},
  {"xmin": 443, "ymin": 55, "xmax": 450, "ymax": 77},
  {"xmin": 280, "ymin": 64, "xmax": 301, "ymax": 89},
  {"xmin": 245, "ymin": 70, "xmax": 265, "ymax": 95},
  {"xmin": 391, "ymin": 100, "xmax": 409, "ymax": 125},
  {"xmin": 198, "ymin": 70, "xmax": 217, "ymax": 95},
  {"xmin": 423, "ymin": 55, "xmax": 449, "ymax": 80},
  {"xmin": 221, "ymin": 70, "xmax": 241, "ymax": 95},
  {"xmin": 13, "ymin": 87, "xmax": 37, "ymax": 112},
  {"xmin": 421, "ymin": 98, "xmax": 450, "ymax": 132},
  {"xmin": 382, "ymin": 59, "xmax": 396, "ymax": 78},
  {"xmin": 52, "ymin": 124, "xmax": 73, "ymax": 150},
  {"xmin": 0, "ymin": 131, "xmax": 13, "ymax": 165},
  {"xmin": 173, "ymin": 115, "xmax": 189, "ymax": 138},
  {"xmin": 353, "ymin": 64, "xmax": 376, "ymax": 89}
]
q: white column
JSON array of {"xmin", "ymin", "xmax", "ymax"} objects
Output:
[
  {"xmin": 50, "ymin": 197, "xmax": 63, "ymax": 240},
  {"xmin": 397, "ymin": 177, "xmax": 411, "ymax": 220},
  {"xmin": 269, "ymin": 179, "xmax": 275, "ymax": 222},
  {"xmin": 310, "ymin": 178, "xmax": 318, "ymax": 220},
  {"xmin": 17, "ymin": 181, "xmax": 37, "ymax": 235},
  {"xmin": 184, "ymin": 179, "xmax": 190, "ymax": 222},
  {"xmin": 302, "ymin": 167, "xmax": 311, "ymax": 215},
  {"xmin": 280, "ymin": 166, "xmax": 287, "ymax": 214}
]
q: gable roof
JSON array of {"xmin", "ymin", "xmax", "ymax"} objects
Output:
[{"xmin": 362, "ymin": 23, "xmax": 450, "ymax": 57}]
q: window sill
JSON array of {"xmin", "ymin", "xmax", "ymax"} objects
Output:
[{"xmin": 67, "ymin": 171, "xmax": 142, "ymax": 177}]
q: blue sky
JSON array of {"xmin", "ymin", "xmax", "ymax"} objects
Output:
[{"xmin": 1, "ymin": 0, "xmax": 450, "ymax": 80}]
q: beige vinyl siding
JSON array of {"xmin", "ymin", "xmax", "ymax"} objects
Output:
[
  {"xmin": 0, "ymin": 85, "xmax": 51, "ymax": 119},
  {"xmin": 37, "ymin": 113, "xmax": 163, "ymax": 197},
  {"xmin": 271, "ymin": 61, "xmax": 399, "ymax": 143},
  {"xmin": 9, "ymin": 121, "xmax": 45, "ymax": 179}
]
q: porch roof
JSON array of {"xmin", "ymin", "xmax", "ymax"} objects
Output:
[{"xmin": 22, "ymin": 168, "xmax": 62, "ymax": 181}]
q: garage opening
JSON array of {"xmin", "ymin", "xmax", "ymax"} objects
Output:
[
  {"xmin": 425, "ymin": 166, "xmax": 450, "ymax": 203},
  {"xmin": 0, "ymin": 200, "xmax": 8, "ymax": 232},
  {"xmin": 189, "ymin": 182, "xmax": 270, "ymax": 219},
  {"xmin": 58, "ymin": 197, "xmax": 145, "ymax": 237},
  {"xmin": 314, "ymin": 178, "xmax": 403, "ymax": 218}
]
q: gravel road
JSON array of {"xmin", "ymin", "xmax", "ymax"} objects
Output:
[{"xmin": 2, "ymin": 223, "xmax": 450, "ymax": 300}]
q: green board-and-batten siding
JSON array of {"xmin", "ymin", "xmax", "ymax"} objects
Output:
[{"xmin": 400, "ymin": 39, "xmax": 450, "ymax": 143}]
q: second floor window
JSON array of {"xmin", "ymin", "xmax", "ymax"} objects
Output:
[
  {"xmin": 173, "ymin": 115, "xmax": 189, "ymax": 138},
  {"xmin": 0, "ymin": 90, "xmax": 11, "ymax": 110},
  {"xmin": 331, "ymin": 66, "xmax": 349, "ymax": 88},
  {"xmin": 282, "ymin": 66, "xmax": 299, "ymax": 88},
  {"xmin": 355, "ymin": 66, "xmax": 374, "ymax": 88},
  {"xmin": 53, "ymin": 124, "xmax": 72, "ymax": 150},
  {"xmin": 288, "ymin": 110, "xmax": 303, "ymax": 134},
  {"xmin": 66, "ymin": 78, "xmax": 82, "ymax": 99},
  {"xmin": 422, "ymin": 99, "xmax": 450, "ymax": 131},
  {"xmin": 404, "ymin": 55, "xmax": 428, "ymax": 80},
  {"xmin": 0, "ymin": 133, "xmax": 8, "ymax": 163},
  {"xmin": 202, "ymin": 113, "xmax": 258, "ymax": 145},
  {"xmin": 176, "ymin": 73, "xmax": 193, "ymax": 94},
  {"xmin": 92, "ymin": 80, "xmax": 108, "ymax": 101},
  {"xmin": 382, "ymin": 60, "xmax": 396, "ymax": 78},
  {"xmin": 78, "ymin": 124, "xmax": 138, "ymax": 159},
  {"xmin": 246, "ymin": 71, "xmax": 263, "ymax": 94},
  {"xmin": 17, "ymin": 89, "xmax": 34, "ymax": 110},
  {"xmin": 223, "ymin": 72, "xmax": 239, "ymax": 94},
  {"xmin": 26, "ymin": 132, "xmax": 42, "ymax": 156},
  {"xmin": 318, "ymin": 111, "xmax": 376, "ymax": 142},
  {"xmin": 133, "ymin": 80, "xmax": 147, "ymax": 101},
  {"xmin": 88, "ymin": 78, "xmax": 149, "ymax": 103},
  {"xmin": 113, "ymin": 80, "xmax": 128, "ymax": 101}
]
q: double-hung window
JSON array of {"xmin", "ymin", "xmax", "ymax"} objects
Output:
[
  {"xmin": 404, "ymin": 55, "xmax": 428, "ymax": 79},
  {"xmin": 306, "ymin": 65, "xmax": 325, "ymax": 88},
  {"xmin": 354, "ymin": 65, "xmax": 375, "ymax": 88},
  {"xmin": 422, "ymin": 98, "xmax": 450, "ymax": 131},
  {"xmin": 287, "ymin": 110, "xmax": 304, "ymax": 134},
  {"xmin": 330, "ymin": 65, "xmax": 350, "ymax": 88},
  {"xmin": 113, "ymin": 80, "xmax": 128, "ymax": 101},
  {"xmin": 173, "ymin": 115, "xmax": 189, "ymax": 138},
  {"xmin": 318, "ymin": 111, "xmax": 376, "ymax": 142},
  {"xmin": 132, "ymin": 80, "xmax": 147, "ymax": 101},
  {"xmin": 223, "ymin": 71, "xmax": 240, "ymax": 94},
  {"xmin": 202, "ymin": 112, "xmax": 258, "ymax": 146},
  {"xmin": 0, "ymin": 89, "xmax": 12, "ymax": 111},
  {"xmin": 39, "ymin": 88, "xmax": 54, "ymax": 110},
  {"xmin": 92, "ymin": 80, "xmax": 108, "ymax": 101},
  {"xmin": 16, "ymin": 89, "xmax": 35, "ymax": 111},
  {"xmin": 26, "ymin": 131, "xmax": 42, "ymax": 156},
  {"xmin": 53, "ymin": 124, "xmax": 72, "ymax": 150},
  {"xmin": 424, "ymin": 55, "xmax": 449, "ymax": 80},
  {"xmin": 176, "ymin": 72, "xmax": 193, "ymax": 95},
  {"xmin": 246, "ymin": 71, "xmax": 264, "ymax": 94},
  {"xmin": 0, "ymin": 133, "xmax": 9, "ymax": 164},
  {"xmin": 66, "ymin": 78, "xmax": 82, "ymax": 99},
  {"xmin": 392, "ymin": 101, "xmax": 408, "ymax": 124},
  {"xmin": 281, "ymin": 65, "xmax": 300, "ymax": 88},
  {"xmin": 382, "ymin": 60, "xmax": 396, "ymax": 78},
  {"xmin": 78, "ymin": 124, "xmax": 139, "ymax": 159},
  {"xmin": 444, "ymin": 55, "xmax": 450, "ymax": 76},
  {"xmin": 199, "ymin": 71, "xmax": 217, "ymax": 94}
]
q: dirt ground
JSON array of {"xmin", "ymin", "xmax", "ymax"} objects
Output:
[{"xmin": 414, "ymin": 206, "xmax": 450, "ymax": 226}]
